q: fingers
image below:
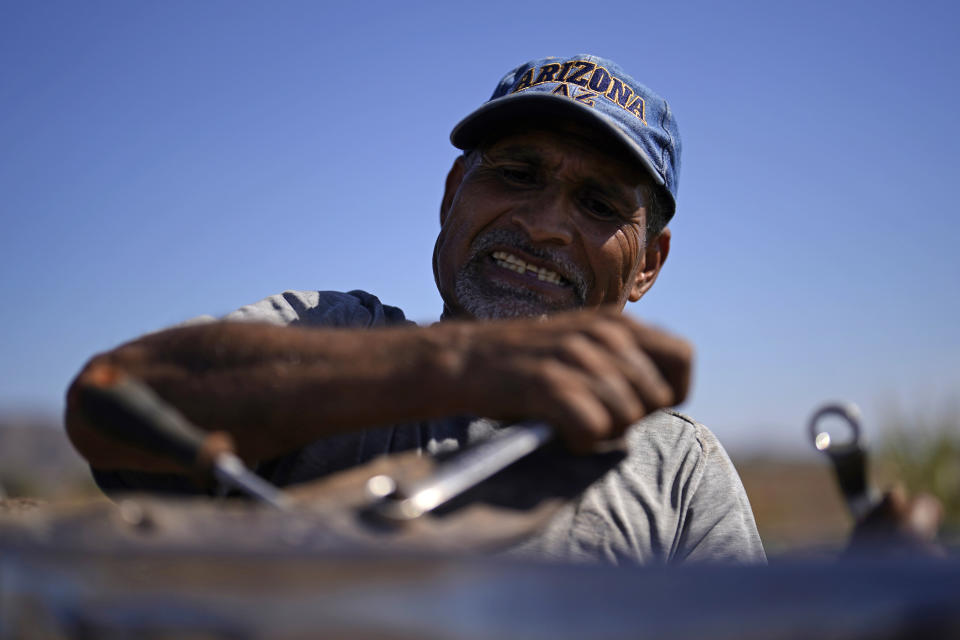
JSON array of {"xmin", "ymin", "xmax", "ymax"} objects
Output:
[
  {"xmin": 553, "ymin": 334, "xmax": 646, "ymax": 430},
  {"xmin": 846, "ymin": 485, "xmax": 945, "ymax": 558},
  {"xmin": 906, "ymin": 492, "xmax": 943, "ymax": 542},
  {"xmin": 579, "ymin": 316, "xmax": 677, "ymax": 409},
  {"xmin": 456, "ymin": 307, "xmax": 694, "ymax": 452},
  {"xmin": 886, "ymin": 485, "xmax": 944, "ymax": 543},
  {"xmin": 530, "ymin": 311, "xmax": 693, "ymax": 451},
  {"xmin": 566, "ymin": 308, "xmax": 692, "ymax": 411},
  {"xmin": 533, "ymin": 363, "xmax": 617, "ymax": 454},
  {"xmin": 595, "ymin": 307, "xmax": 693, "ymax": 405}
]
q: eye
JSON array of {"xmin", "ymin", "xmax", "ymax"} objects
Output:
[
  {"xmin": 497, "ymin": 165, "xmax": 537, "ymax": 185},
  {"xmin": 580, "ymin": 195, "xmax": 620, "ymax": 221}
]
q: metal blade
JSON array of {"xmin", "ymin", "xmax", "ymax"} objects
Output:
[
  {"xmin": 214, "ymin": 453, "xmax": 293, "ymax": 511},
  {"xmin": 369, "ymin": 421, "xmax": 554, "ymax": 521}
]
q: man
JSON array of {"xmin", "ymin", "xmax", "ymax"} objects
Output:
[{"xmin": 66, "ymin": 54, "xmax": 767, "ymax": 564}]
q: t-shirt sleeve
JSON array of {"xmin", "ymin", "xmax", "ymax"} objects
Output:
[
  {"xmin": 670, "ymin": 421, "xmax": 767, "ymax": 564},
  {"xmin": 174, "ymin": 290, "xmax": 409, "ymax": 329},
  {"xmin": 216, "ymin": 289, "xmax": 409, "ymax": 328}
]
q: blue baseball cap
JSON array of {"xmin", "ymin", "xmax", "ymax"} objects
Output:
[{"xmin": 450, "ymin": 54, "xmax": 681, "ymax": 222}]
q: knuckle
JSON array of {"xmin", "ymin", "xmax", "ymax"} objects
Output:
[
  {"xmin": 557, "ymin": 333, "xmax": 593, "ymax": 360},
  {"xmin": 596, "ymin": 372, "xmax": 633, "ymax": 404},
  {"xmin": 653, "ymin": 384, "xmax": 675, "ymax": 408},
  {"xmin": 574, "ymin": 411, "xmax": 611, "ymax": 442},
  {"xmin": 587, "ymin": 319, "xmax": 632, "ymax": 349},
  {"xmin": 534, "ymin": 361, "xmax": 578, "ymax": 398}
]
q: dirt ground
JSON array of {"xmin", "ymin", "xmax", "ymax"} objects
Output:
[{"xmin": 733, "ymin": 457, "xmax": 853, "ymax": 558}]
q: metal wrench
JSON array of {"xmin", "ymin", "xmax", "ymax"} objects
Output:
[
  {"xmin": 366, "ymin": 421, "xmax": 554, "ymax": 521},
  {"xmin": 808, "ymin": 402, "xmax": 881, "ymax": 520}
]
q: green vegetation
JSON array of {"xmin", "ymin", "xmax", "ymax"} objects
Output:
[{"xmin": 875, "ymin": 401, "xmax": 960, "ymax": 542}]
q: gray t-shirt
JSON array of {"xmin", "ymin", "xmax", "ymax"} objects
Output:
[{"xmin": 96, "ymin": 289, "xmax": 766, "ymax": 565}]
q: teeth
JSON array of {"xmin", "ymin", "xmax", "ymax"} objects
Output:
[{"xmin": 491, "ymin": 251, "xmax": 564, "ymax": 285}]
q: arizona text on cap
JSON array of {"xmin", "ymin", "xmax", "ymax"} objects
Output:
[{"xmin": 450, "ymin": 54, "xmax": 681, "ymax": 222}]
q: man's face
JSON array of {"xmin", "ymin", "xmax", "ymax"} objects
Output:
[{"xmin": 434, "ymin": 125, "xmax": 669, "ymax": 319}]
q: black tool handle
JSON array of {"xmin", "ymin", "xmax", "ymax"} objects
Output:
[
  {"xmin": 79, "ymin": 365, "xmax": 218, "ymax": 471},
  {"xmin": 828, "ymin": 444, "xmax": 870, "ymax": 504}
]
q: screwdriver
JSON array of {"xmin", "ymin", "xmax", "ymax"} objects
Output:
[{"xmin": 79, "ymin": 364, "xmax": 291, "ymax": 510}]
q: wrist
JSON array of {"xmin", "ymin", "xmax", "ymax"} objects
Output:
[{"xmin": 415, "ymin": 322, "xmax": 474, "ymax": 415}]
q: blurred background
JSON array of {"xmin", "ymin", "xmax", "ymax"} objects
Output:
[{"xmin": 2, "ymin": 0, "xmax": 958, "ymax": 555}]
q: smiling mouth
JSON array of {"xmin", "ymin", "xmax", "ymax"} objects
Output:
[{"xmin": 491, "ymin": 251, "xmax": 569, "ymax": 286}]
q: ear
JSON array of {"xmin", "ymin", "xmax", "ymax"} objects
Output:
[
  {"xmin": 440, "ymin": 155, "xmax": 467, "ymax": 225},
  {"xmin": 628, "ymin": 228, "xmax": 671, "ymax": 302}
]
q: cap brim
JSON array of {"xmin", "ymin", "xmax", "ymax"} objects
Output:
[{"xmin": 449, "ymin": 92, "xmax": 664, "ymax": 187}]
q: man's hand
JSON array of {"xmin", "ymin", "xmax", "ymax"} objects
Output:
[
  {"xmin": 845, "ymin": 485, "xmax": 944, "ymax": 558},
  {"xmin": 441, "ymin": 306, "xmax": 693, "ymax": 453}
]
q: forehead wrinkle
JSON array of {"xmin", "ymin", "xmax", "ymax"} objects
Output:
[{"xmin": 482, "ymin": 144, "xmax": 549, "ymax": 167}]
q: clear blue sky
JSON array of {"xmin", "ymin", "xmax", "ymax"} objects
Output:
[{"xmin": 2, "ymin": 0, "xmax": 958, "ymax": 454}]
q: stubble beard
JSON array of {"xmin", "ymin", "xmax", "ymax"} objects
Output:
[{"xmin": 453, "ymin": 229, "xmax": 589, "ymax": 320}]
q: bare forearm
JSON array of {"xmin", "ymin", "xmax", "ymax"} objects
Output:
[{"xmin": 66, "ymin": 321, "xmax": 467, "ymax": 471}]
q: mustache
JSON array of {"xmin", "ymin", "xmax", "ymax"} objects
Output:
[{"xmin": 467, "ymin": 228, "xmax": 589, "ymax": 299}]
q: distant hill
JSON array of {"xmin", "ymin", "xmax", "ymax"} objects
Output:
[{"xmin": 0, "ymin": 414, "xmax": 97, "ymax": 498}]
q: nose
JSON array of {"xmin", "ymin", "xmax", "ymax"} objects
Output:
[{"xmin": 510, "ymin": 189, "xmax": 574, "ymax": 245}]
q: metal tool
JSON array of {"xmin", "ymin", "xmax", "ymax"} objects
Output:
[
  {"xmin": 209, "ymin": 452, "xmax": 292, "ymax": 510},
  {"xmin": 808, "ymin": 402, "xmax": 880, "ymax": 520},
  {"xmin": 80, "ymin": 365, "xmax": 292, "ymax": 510},
  {"xmin": 366, "ymin": 421, "xmax": 554, "ymax": 521}
]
